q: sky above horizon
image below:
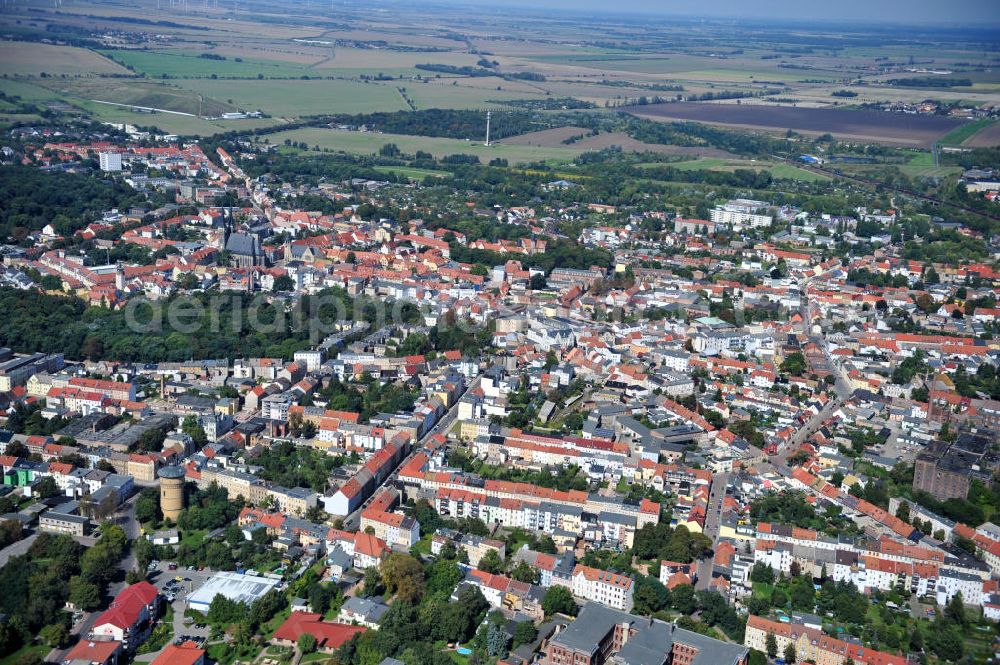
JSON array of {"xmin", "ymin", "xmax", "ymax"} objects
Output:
[{"xmin": 432, "ymin": 0, "xmax": 1000, "ymax": 25}]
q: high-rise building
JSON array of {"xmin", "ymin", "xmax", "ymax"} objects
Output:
[{"xmin": 99, "ymin": 152, "xmax": 122, "ymax": 172}]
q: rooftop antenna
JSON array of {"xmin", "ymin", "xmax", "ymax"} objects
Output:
[{"xmin": 485, "ymin": 110, "xmax": 491, "ymax": 147}]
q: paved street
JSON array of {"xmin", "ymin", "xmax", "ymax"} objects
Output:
[
  {"xmin": 789, "ymin": 396, "xmax": 843, "ymax": 448},
  {"xmin": 112, "ymin": 493, "xmax": 142, "ymax": 578},
  {"xmin": 0, "ymin": 532, "xmax": 37, "ymax": 568},
  {"xmin": 696, "ymin": 471, "xmax": 728, "ymax": 590},
  {"xmin": 343, "ymin": 375, "xmax": 480, "ymax": 531},
  {"xmin": 802, "ymin": 276, "xmax": 852, "ymax": 401}
]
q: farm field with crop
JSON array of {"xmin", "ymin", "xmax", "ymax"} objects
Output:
[
  {"xmin": 639, "ymin": 158, "xmax": 830, "ymax": 182},
  {"xmin": 174, "ymin": 78, "xmax": 410, "ymax": 117},
  {"xmin": 629, "ymin": 102, "xmax": 965, "ymax": 147},
  {"xmin": 501, "ymin": 127, "xmax": 737, "ymax": 158},
  {"xmin": 0, "ymin": 42, "xmax": 129, "ymax": 77},
  {"xmin": 97, "ymin": 49, "xmax": 312, "ymax": 79},
  {"xmin": 265, "ymin": 127, "xmax": 585, "ymax": 163}
]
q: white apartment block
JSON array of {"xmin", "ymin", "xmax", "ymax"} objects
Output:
[{"xmin": 571, "ymin": 564, "xmax": 634, "ymax": 612}]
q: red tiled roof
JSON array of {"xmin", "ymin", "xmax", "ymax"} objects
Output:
[
  {"xmin": 353, "ymin": 532, "xmax": 388, "ymax": 559},
  {"xmin": 272, "ymin": 613, "xmax": 366, "ymax": 649},
  {"xmin": 64, "ymin": 640, "xmax": 121, "ymax": 665},
  {"xmin": 151, "ymin": 641, "xmax": 204, "ymax": 665},
  {"xmin": 93, "ymin": 581, "xmax": 158, "ymax": 630}
]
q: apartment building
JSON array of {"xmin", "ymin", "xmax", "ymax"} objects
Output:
[
  {"xmin": 359, "ymin": 508, "xmax": 420, "ymax": 549},
  {"xmin": 745, "ymin": 615, "xmax": 905, "ymax": 665},
  {"xmin": 571, "ymin": 564, "xmax": 634, "ymax": 612}
]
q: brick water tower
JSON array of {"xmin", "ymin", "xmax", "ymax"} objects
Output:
[{"xmin": 158, "ymin": 465, "xmax": 186, "ymax": 522}]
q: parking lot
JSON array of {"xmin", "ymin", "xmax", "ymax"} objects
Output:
[
  {"xmin": 146, "ymin": 561, "xmax": 216, "ymax": 645},
  {"xmin": 148, "ymin": 560, "xmax": 217, "ymax": 600}
]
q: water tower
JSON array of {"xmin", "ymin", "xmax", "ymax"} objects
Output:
[{"xmin": 158, "ymin": 465, "xmax": 186, "ymax": 522}]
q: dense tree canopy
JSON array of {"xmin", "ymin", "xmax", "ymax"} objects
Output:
[{"xmin": 0, "ymin": 165, "xmax": 152, "ymax": 243}]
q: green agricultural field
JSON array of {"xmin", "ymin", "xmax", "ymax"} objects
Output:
[
  {"xmin": 657, "ymin": 157, "xmax": 830, "ymax": 182},
  {"xmin": 560, "ymin": 57, "xmax": 680, "ymax": 74},
  {"xmin": 768, "ymin": 163, "xmax": 832, "ymax": 181},
  {"xmin": 174, "ymin": 78, "xmax": 409, "ymax": 117},
  {"xmin": 939, "ymin": 118, "xmax": 996, "ymax": 146},
  {"xmin": 266, "ymin": 127, "xmax": 584, "ymax": 163},
  {"xmin": 311, "ymin": 46, "xmax": 480, "ymax": 72},
  {"xmin": 0, "ymin": 113, "xmax": 44, "ymax": 129},
  {"xmin": 42, "ymin": 78, "xmax": 237, "ymax": 117},
  {"xmin": 675, "ymin": 68, "xmax": 833, "ymax": 83},
  {"xmin": 403, "ymin": 79, "xmax": 547, "ymax": 110},
  {"xmin": 0, "ymin": 79, "xmax": 66, "ymax": 101},
  {"xmin": 527, "ymin": 52, "xmax": 834, "ymax": 83},
  {"xmin": 97, "ymin": 49, "xmax": 311, "ymax": 79},
  {"xmin": 0, "ymin": 643, "xmax": 49, "ymax": 665},
  {"xmin": 77, "ymin": 99, "xmax": 284, "ymax": 136},
  {"xmin": 372, "ymin": 165, "xmax": 452, "ymax": 180}
]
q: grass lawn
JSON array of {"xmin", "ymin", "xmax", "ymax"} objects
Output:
[
  {"xmin": 752, "ymin": 582, "xmax": 774, "ymax": 600},
  {"xmin": 448, "ymin": 651, "xmax": 470, "ymax": 665},
  {"xmin": 900, "ymin": 152, "xmax": 963, "ymax": 178},
  {"xmin": 266, "ymin": 646, "xmax": 292, "ymax": 656},
  {"xmin": 322, "ymin": 596, "xmax": 346, "ymax": 622},
  {"xmin": 0, "ymin": 643, "xmax": 49, "ymax": 665},
  {"xmin": 768, "ymin": 163, "xmax": 831, "ymax": 182},
  {"xmin": 260, "ymin": 608, "xmax": 292, "ymax": 639},
  {"xmin": 430, "ymin": 640, "xmax": 471, "ymax": 665},
  {"xmin": 181, "ymin": 529, "xmax": 208, "ymax": 548},
  {"xmin": 206, "ymin": 640, "xmax": 264, "ymax": 665},
  {"xmin": 412, "ymin": 534, "xmax": 433, "ymax": 556},
  {"xmin": 265, "ymin": 128, "xmax": 583, "ymax": 164},
  {"xmin": 205, "ymin": 643, "xmax": 229, "ymax": 664}
]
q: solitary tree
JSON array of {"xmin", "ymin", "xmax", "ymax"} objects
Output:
[
  {"xmin": 39, "ymin": 623, "xmax": 69, "ymax": 648},
  {"xmin": 783, "ymin": 642, "xmax": 797, "ymax": 664},
  {"xmin": 486, "ymin": 621, "xmax": 509, "ymax": 658},
  {"xmin": 477, "ymin": 548, "xmax": 503, "ymax": 574},
  {"xmin": 380, "ymin": 553, "xmax": 425, "ymax": 603},
  {"xmin": 765, "ymin": 632, "xmax": 778, "ymax": 658},
  {"xmin": 297, "ymin": 633, "xmax": 316, "ymax": 654},
  {"xmin": 541, "ymin": 585, "xmax": 577, "ymax": 617}
]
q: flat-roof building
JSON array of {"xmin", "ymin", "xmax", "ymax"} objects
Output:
[{"xmin": 186, "ymin": 571, "xmax": 281, "ymax": 613}]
